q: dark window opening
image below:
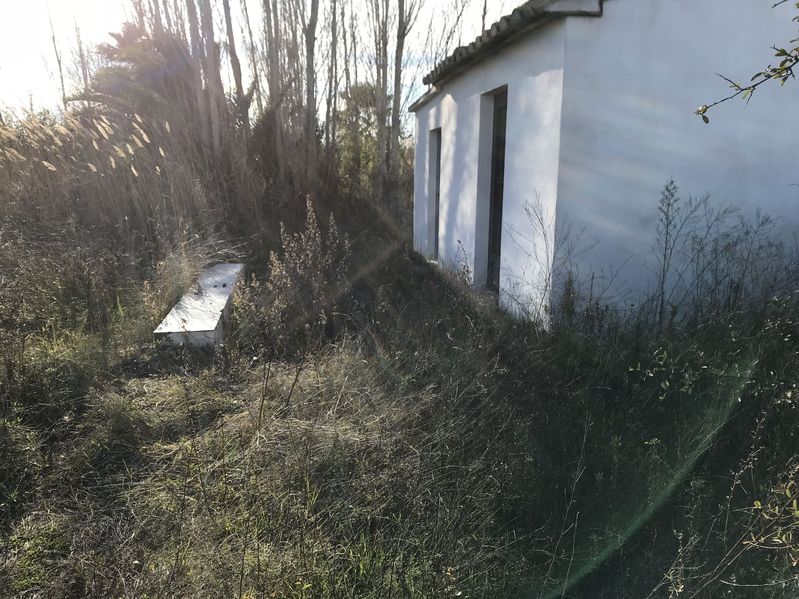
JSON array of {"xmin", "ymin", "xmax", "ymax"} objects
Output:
[
  {"xmin": 431, "ymin": 128, "xmax": 442, "ymax": 261},
  {"xmin": 487, "ymin": 90, "xmax": 507, "ymax": 292}
]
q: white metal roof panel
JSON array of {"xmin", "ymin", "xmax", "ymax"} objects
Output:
[{"xmin": 153, "ymin": 263, "xmax": 244, "ymax": 335}]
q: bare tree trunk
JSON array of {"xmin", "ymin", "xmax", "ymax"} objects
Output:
[
  {"xmin": 263, "ymin": 0, "xmax": 279, "ymax": 99},
  {"xmin": 288, "ymin": 0, "xmax": 304, "ymax": 101},
  {"xmin": 351, "ymin": 2, "xmax": 359, "ymax": 84},
  {"xmin": 390, "ymin": 0, "xmax": 420, "ymax": 197},
  {"xmin": 263, "ymin": 0, "xmax": 286, "ymax": 183},
  {"xmin": 150, "ymin": 0, "xmax": 164, "ymax": 34},
  {"xmin": 390, "ymin": 0, "xmax": 405, "ymax": 194},
  {"xmin": 132, "ymin": 0, "xmax": 147, "ymax": 31},
  {"xmin": 482, "ymin": 0, "xmax": 488, "ymax": 31},
  {"xmin": 172, "ymin": 0, "xmax": 187, "ymax": 41},
  {"xmin": 199, "ymin": 0, "xmax": 224, "ymax": 157},
  {"xmin": 324, "ymin": 0, "xmax": 338, "ymax": 149},
  {"xmin": 287, "ymin": 0, "xmax": 306, "ymax": 186},
  {"xmin": 341, "ymin": 0, "xmax": 351, "ymax": 96},
  {"xmin": 241, "ymin": 0, "xmax": 264, "ymax": 115},
  {"xmin": 223, "ymin": 0, "xmax": 245, "ymax": 101},
  {"xmin": 370, "ymin": 0, "xmax": 390, "ymax": 203},
  {"xmin": 75, "ymin": 23, "xmax": 90, "ymax": 107},
  {"xmin": 48, "ymin": 12, "xmax": 67, "ymax": 112},
  {"xmin": 330, "ymin": 0, "xmax": 339, "ymax": 153},
  {"xmin": 270, "ymin": 0, "xmax": 284, "ymax": 92},
  {"xmin": 341, "ymin": 0, "xmax": 361, "ymax": 191},
  {"xmin": 185, "ymin": 0, "xmax": 211, "ymax": 151},
  {"xmin": 223, "ymin": 0, "xmax": 249, "ymax": 133},
  {"xmin": 304, "ymin": 0, "xmax": 320, "ymax": 192},
  {"xmin": 162, "ymin": 0, "xmax": 174, "ymax": 32}
]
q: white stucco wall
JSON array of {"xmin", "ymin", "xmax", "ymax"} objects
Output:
[
  {"xmin": 556, "ymin": 0, "xmax": 799, "ymax": 304},
  {"xmin": 413, "ymin": 20, "xmax": 567, "ymax": 315}
]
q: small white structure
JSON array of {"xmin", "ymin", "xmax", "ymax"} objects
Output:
[
  {"xmin": 411, "ymin": 0, "xmax": 799, "ymax": 316},
  {"xmin": 154, "ymin": 263, "xmax": 244, "ymax": 348}
]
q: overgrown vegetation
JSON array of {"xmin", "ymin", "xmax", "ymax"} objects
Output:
[
  {"xmin": 1, "ymin": 1, "xmax": 798, "ymax": 597},
  {"xmin": 3, "ymin": 175, "xmax": 798, "ymax": 596}
]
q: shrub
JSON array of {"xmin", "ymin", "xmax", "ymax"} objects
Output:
[
  {"xmin": 9, "ymin": 332, "xmax": 101, "ymax": 434},
  {"xmin": 235, "ymin": 197, "xmax": 351, "ymax": 355}
]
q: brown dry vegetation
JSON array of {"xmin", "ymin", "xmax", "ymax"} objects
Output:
[{"xmin": 1, "ymin": 2, "xmax": 798, "ymax": 598}]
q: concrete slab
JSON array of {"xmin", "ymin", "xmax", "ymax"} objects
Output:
[{"xmin": 153, "ymin": 263, "xmax": 244, "ymax": 348}]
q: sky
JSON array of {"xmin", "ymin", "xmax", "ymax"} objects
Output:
[
  {"xmin": 0, "ymin": 0, "xmax": 510, "ymax": 114},
  {"xmin": 0, "ymin": 0, "xmax": 130, "ymax": 112}
]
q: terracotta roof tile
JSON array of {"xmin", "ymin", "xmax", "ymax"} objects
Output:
[{"xmin": 421, "ymin": 0, "xmax": 602, "ymax": 86}]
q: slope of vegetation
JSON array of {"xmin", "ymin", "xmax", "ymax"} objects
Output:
[
  {"xmin": 2, "ymin": 180, "xmax": 798, "ymax": 597},
  {"xmin": 1, "ymin": 3, "xmax": 798, "ymax": 598}
]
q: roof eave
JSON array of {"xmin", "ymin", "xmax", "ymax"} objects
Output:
[
  {"xmin": 408, "ymin": 86, "xmax": 442, "ymax": 114},
  {"xmin": 424, "ymin": 15, "xmax": 560, "ymax": 88},
  {"xmin": 408, "ymin": 15, "xmax": 561, "ymax": 115},
  {"xmin": 417, "ymin": 0, "xmax": 604, "ymax": 90}
]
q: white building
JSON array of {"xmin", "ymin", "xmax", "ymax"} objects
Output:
[{"xmin": 411, "ymin": 0, "xmax": 799, "ymax": 317}]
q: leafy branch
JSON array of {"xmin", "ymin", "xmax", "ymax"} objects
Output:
[{"xmin": 696, "ymin": 2, "xmax": 798, "ymax": 123}]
